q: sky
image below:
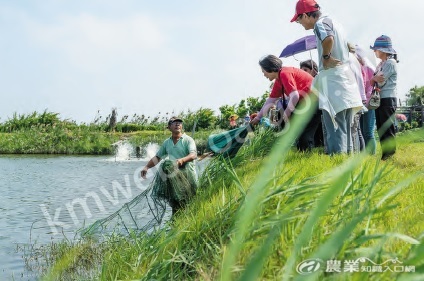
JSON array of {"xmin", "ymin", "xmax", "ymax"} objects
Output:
[{"xmin": 0, "ymin": 0, "xmax": 422, "ymax": 123}]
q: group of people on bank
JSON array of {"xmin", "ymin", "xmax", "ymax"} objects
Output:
[
  {"xmin": 140, "ymin": 0, "xmax": 399, "ymax": 217},
  {"xmin": 251, "ymin": 0, "xmax": 398, "ymax": 160}
]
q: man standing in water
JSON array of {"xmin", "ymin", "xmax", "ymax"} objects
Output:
[{"xmin": 141, "ymin": 116, "xmax": 198, "ymax": 215}]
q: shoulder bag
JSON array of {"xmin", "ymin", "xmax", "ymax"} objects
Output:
[{"xmin": 367, "ymin": 83, "xmax": 381, "ymax": 110}]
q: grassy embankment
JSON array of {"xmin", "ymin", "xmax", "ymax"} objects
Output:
[{"xmin": 29, "ymin": 124, "xmax": 424, "ymax": 280}]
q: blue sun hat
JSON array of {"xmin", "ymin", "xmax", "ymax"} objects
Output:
[{"xmin": 370, "ymin": 35, "xmax": 396, "ymax": 54}]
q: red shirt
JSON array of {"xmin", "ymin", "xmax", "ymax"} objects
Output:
[{"xmin": 269, "ymin": 67, "xmax": 313, "ymax": 99}]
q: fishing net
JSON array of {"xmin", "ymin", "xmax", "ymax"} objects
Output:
[
  {"xmin": 151, "ymin": 160, "xmax": 197, "ymax": 204},
  {"xmin": 207, "ymin": 125, "xmax": 253, "ymax": 158},
  {"xmin": 82, "ymin": 160, "xmax": 197, "ymax": 237}
]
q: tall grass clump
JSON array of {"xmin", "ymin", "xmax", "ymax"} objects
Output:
[
  {"xmin": 18, "ymin": 238, "xmax": 104, "ymax": 281},
  {"xmin": 0, "ymin": 110, "xmax": 61, "ymax": 132}
]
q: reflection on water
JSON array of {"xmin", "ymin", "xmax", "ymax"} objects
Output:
[{"xmin": 0, "ymin": 154, "xmax": 153, "ymax": 280}]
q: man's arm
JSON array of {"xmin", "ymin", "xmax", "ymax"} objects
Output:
[
  {"xmin": 141, "ymin": 156, "xmax": 161, "ymax": 179},
  {"xmin": 321, "ymin": 36, "xmax": 341, "ymax": 69},
  {"xmin": 321, "ymin": 36, "xmax": 333, "ymax": 58},
  {"xmin": 176, "ymin": 152, "xmax": 197, "ymax": 167},
  {"xmin": 176, "ymin": 137, "xmax": 197, "ymax": 167}
]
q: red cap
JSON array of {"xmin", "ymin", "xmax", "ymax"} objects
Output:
[{"xmin": 290, "ymin": 0, "xmax": 319, "ymax": 22}]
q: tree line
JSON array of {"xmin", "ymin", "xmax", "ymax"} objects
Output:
[{"xmin": 1, "ymin": 85, "xmax": 423, "ymax": 134}]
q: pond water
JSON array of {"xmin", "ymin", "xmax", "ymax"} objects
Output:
[{"xmin": 0, "ymin": 144, "xmax": 169, "ymax": 280}]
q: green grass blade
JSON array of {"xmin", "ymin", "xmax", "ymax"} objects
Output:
[
  {"xmin": 295, "ymin": 210, "xmax": 369, "ymax": 281},
  {"xmin": 236, "ymin": 226, "xmax": 282, "ymax": 281},
  {"xmin": 220, "ymin": 96, "xmax": 317, "ymax": 281},
  {"xmin": 282, "ymin": 152, "xmax": 367, "ymax": 280}
]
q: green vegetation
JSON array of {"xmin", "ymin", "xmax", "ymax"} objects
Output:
[
  {"xmin": 406, "ymin": 85, "xmax": 424, "ymax": 106},
  {"xmin": 24, "ymin": 124, "xmax": 424, "ymax": 280},
  {"xmin": 0, "ymin": 125, "xmax": 169, "ymax": 155},
  {"xmin": 0, "ymin": 110, "xmax": 216, "ymax": 154},
  {"xmin": 0, "ymin": 93, "xmax": 272, "ymax": 154}
]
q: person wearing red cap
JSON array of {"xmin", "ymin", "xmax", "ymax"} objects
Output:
[{"xmin": 290, "ymin": 0, "xmax": 363, "ymax": 155}]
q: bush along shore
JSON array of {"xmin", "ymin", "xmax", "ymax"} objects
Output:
[
  {"xmin": 0, "ymin": 111, "xmax": 215, "ymax": 155},
  {"xmin": 22, "ymin": 119, "xmax": 424, "ymax": 280},
  {"xmin": 0, "ymin": 126, "xmax": 171, "ymax": 155}
]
